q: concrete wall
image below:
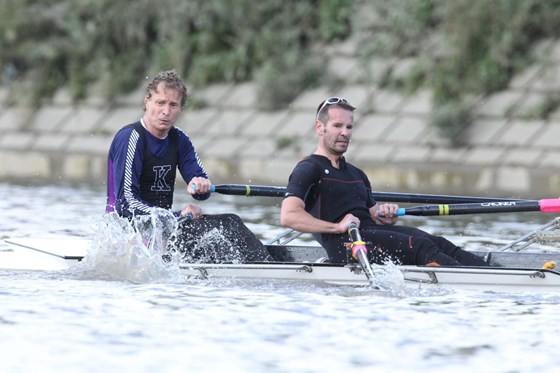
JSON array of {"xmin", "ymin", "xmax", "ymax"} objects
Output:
[{"xmin": 2, "ymin": 37, "xmax": 560, "ymax": 198}]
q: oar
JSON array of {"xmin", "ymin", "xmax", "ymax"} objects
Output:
[
  {"xmin": 390, "ymin": 199, "xmax": 560, "ymax": 216},
  {"xmin": 347, "ymin": 222, "xmax": 378, "ymax": 288},
  {"xmin": 210, "ymin": 184, "xmax": 286, "ymax": 197},
  {"xmin": 209, "ymin": 184, "xmax": 528, "ymax": 204},
  {"xmin": 371, "ymin": 191, "xmax": 527, "ymax": 204}
]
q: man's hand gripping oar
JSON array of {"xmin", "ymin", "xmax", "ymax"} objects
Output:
[{"xmin": 347, "ymin": 222, "xmax": 379, "ymax": 289}]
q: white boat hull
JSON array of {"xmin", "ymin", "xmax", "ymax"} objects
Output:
[
  {"xmin": 3, "ymin": 237, "xmax": 560, "ymax": 292},
  {"xmin": 180, "ymin": 262, "xmax": 560, "ymax": 292}
]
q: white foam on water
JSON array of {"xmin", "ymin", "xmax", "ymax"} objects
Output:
[
  {"xmin": 369, "ymin": 261, "xmax": 453, "ymax": 298},
  {"xmin": 73, "ymin": 210, "xmax": 185, "ymax": 283},
  {"xmin": 179, "ymin": 227, "xmax": 244, "ymax": 264}
]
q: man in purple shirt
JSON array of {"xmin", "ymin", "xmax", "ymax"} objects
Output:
[{"xmin": 106, "ymin": 70, "xmax": 271, "ymax": 263}]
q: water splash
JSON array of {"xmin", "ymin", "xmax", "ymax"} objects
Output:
[
  {"xmin": 178, "ymin": 226, "xmax": 244, "ymax": 264},
  {"xmin": 366, "ymin": 261, "xmax": 407, "ymax": 296},
  {"xmin": 73, "ymin": 210, "xmax": 185, "ymax": 283},
  {"xmin": 369, "ymin": 261, "xmax": 453, "ymax": 298}
]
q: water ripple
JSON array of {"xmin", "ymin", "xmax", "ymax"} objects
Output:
[{"xmin": 2, "ymin": 182, "xmax": 560, "ymax": 372}]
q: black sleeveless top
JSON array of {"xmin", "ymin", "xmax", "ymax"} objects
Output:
[
  {"xmin": 285, "ymin": 154, "xmax": 375, "ymax": 223},
  {"xmin": 130, "ymin": 122, "xmax": 179, "ymax": 210}
]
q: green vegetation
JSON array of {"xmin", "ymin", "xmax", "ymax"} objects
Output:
[
  {"xmin": 0, "ymin": 0, "xmax": 351, "ymax": 109},
  {"xmin": 361, "ymin": 0, "xmax": 560, "ymax": 143},
  {"xmin": 2, "ymin": 0, "xmax": 560, "ymax": 141}
]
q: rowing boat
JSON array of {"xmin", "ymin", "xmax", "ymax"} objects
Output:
[
  {"xmin": 3, "ymin": 217, "xmax": 560, "ymax": 293},
  {"xmin": 3, "ymin": 238, "xmax": 560, "ymax": 292}
]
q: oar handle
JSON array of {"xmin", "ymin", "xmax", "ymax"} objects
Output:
[
  {"xmin": 347, "ymin": 222, "xmax": 363, "ymax": 242},
  {"xmin": 377, "ymin": 208, "xmax": 406, "ymax": 217},
  {"xmin": 190, "ymin": 184, "xmax": 216, "ymax": 192},
  {"xmin": 178, "ymin": 213, "xmax": 193, "ymax": 223},
  {"xmin": 347, "ymin": 222, "xmax": 367, "ymax": 259}
]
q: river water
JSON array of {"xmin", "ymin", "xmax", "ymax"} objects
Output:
[{"xmin": 1, "ymin": 182, "xmax": 560, "ymax": 373}]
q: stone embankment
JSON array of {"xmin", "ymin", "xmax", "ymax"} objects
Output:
[{"xmin": 2, "ymin": 37, "xmax": 560, "ymax": 199}]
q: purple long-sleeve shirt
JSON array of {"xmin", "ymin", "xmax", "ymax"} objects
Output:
[{"xmin": 106, "ymin": 120, "xmax": 209, "ymax": 218}]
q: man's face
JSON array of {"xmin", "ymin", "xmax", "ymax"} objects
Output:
[
  {"xmin": 143, "ymin": 82, "xmax": 183, "ymax": 138},
  {"xmin": 318, "ymin": 106, "xmax": 353, "ymax": 156}
]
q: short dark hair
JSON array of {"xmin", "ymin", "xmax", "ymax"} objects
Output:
[
  {"xmin": 316, "ymin": 97, "xmax": 355, "ymax": 123},
  {"xmin": 144, "ymin": 70, "xmax": 188, "ymax": 110}
]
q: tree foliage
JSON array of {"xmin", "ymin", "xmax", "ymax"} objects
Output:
[
  {"xmin": 0, "ymin": 0, "xmax": 352, "ymax": 107},
  {"xmin": 2, "ymin": 0, "xmax": 560, "ymax": 142},
  {"xmin": 363, "ymin": 0, "xmax": 560, "ymax": 143}
]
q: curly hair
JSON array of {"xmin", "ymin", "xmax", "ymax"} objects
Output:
[{"xmin": 144, "ymin": 70, "xmax": 188, "ymax": 110}]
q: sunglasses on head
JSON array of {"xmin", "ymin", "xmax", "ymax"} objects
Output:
[{"xmin": 316, "ymin": 97, "xmax": 351, "ymax": 120}]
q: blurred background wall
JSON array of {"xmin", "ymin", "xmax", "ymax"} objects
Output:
[{"xmin": 2, "ymin": 0, "xmax": 560, "ymax": 197}]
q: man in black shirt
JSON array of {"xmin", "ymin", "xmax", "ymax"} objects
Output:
[{"xmin": 280, "ymin": 97, "xmax": 488, "ymax": 266}]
